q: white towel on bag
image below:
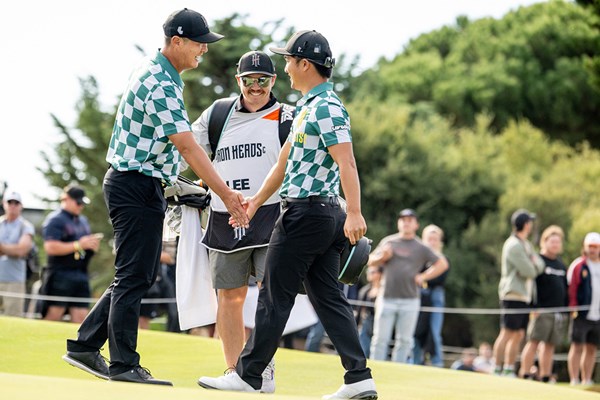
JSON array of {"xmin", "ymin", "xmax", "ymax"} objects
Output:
[{"xmin": 175, "ymin": 206, "xmax": 217, "ymax": 330}]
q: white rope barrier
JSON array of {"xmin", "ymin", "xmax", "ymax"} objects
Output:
[
  {"xmin": 0, "ymin": 291, "xmax": 175, "ymax": 304},
  {"xmin": 0, "ymin": 290, "xmax": 590, "ymax": 313}
]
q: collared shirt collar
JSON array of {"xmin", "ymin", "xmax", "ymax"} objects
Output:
[
  {"xmin": 297, "ymin": 82, "xmax": 333, "ymax": 107},
  {"xmin": 154, "ymin": 50, "xmax": 184, "ymax": 89}
]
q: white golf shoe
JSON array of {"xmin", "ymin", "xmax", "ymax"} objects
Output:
[
  {"xmin": 260, "ymin": 359, "xmax": 276, "ymax": 393},
  {"xmin": 322, "ymin": 378, "xmax": 378, "ymax": 400},
  {"xmin": 198, "ymin": 371, "xmax": 258, "ymax": 392}
]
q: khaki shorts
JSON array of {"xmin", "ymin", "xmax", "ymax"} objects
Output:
[
  {"xmin": 0, "ymin": 281, "xmax": 25, "ymax": 317},
  {"xmin": 209, "ymin": 247, "xmax": 267, "ymax": 289},
  {"xmin": 527, "ymin": 312, "xmax": 567, "ymax": 346}
]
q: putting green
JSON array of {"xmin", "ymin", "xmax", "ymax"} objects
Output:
[{"xmin": 0, "ymin": 316, "xmax": 598, "ymax": 399}]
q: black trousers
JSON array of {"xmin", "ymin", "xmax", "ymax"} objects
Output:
[
  {"xmin": 67, "ymin": 168, "xmax": 166, "ymax": 375},
  {"xmin": 236, "ymin": 198, "xmax": 372, "ymax": 388}
]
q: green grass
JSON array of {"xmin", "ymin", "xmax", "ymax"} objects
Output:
[{"xmin": 1, "ymin": 316, "xmax": 599, "ymax": 399}]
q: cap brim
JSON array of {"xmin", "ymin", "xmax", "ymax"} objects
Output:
[
  {"xmin": 78, "ymin": 196, "xmax": 91, "ymax": 205},
  {"xmin": 269, "ymin": 46, "xmax": 293, "ymax": 56},
  {"xmin": 189, "ymin": 31, "xmax": 224, "ymax": 44},
  {"xmin": 237, "ymin": 71, "xmax": 275, "ymax": 77}
]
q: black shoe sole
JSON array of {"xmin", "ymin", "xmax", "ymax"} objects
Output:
[
  {"xmin": 351, "ymin": 392, "xmax": 378, "ymax": 400},
  {"xmin": 351, "ymin": 390, "xmax": 378, "ymax": 400},
  {"xmin": 62, "ymin": 354, "xmax": 109, "ymax": 380},
  {"xmin": 109, "ymin": 375, "xmax": 173, "ymax": 386}
]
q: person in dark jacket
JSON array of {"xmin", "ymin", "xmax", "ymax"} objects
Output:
[{"xmin": 567, "ymin": 232, "xmax": 600, "ymax": 386}]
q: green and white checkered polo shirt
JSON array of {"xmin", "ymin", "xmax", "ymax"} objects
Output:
[
  {"xmin": 106, "ymin": 51, "xmax": 192, "ymax": 185},
  {"xmin": 279, "ymin": 82, "xmax": 352, "ymax": 198}
]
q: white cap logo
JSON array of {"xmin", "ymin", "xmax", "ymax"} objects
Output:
[
  {"xmin": 251, "ymin": 53, "xmax": 261, "ymax": 67},
  {"xmin": 314, "ymin": 44, "xmax": 321, "ymax": 54},
  {"xmin": 177, "ymin": 26, "xmax": 184, "ymax": 35}
]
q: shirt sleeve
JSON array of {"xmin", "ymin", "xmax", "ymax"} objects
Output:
[
  {"xmin": 21, "ymin": 220, "xmax": 35, "ymax": 237},
  {"xmin": 42, "ymin": 216, "xmax": 64, "ymax": 241},
  {"xmin": 146, "ymin": 82, "xmax": 192, "ymax": 138},
  {"xmin": 315, "ymin": 101, "xmax": 352, "ymax": 147}
]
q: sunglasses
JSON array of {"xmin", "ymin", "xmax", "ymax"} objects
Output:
[
  {"xmin": 240, "ymin": 76, "xmax": 272, "ymax": 88},
  {"xmin": 7, "ymin": 200, "xmax": 21, "ymax": 205}
]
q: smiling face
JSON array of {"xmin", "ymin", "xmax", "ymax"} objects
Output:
[
  {"xmin": 236, "ymin": 74, "xmax": 275, "ymax": 111},
  {"xmin": 165, "ymin": 36, "xmax": 209, "ymax": 73},
  {"xmin": 283, "ymin": 55, "xmax": 302, "ymax": 91},
  {"xmin": 182, "ymin": 38, "xmax": 208, "ymax": 71}
]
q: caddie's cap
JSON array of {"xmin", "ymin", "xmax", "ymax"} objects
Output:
[
  {"xmin": 3, "ymin": 190, "xmax": 22, "ymax": 203},
  {"xmin": 398, "ymin": 208, "xmax": 418, "ymax": 219},
  {"xmin": 237, "ymin": 51, "xmax": 276, "ymax": 77},
  {"xmin": 584, "ymin": 232, "xmax": 600, "ymax": 246},
  {"xmin": 339, "ymin": 237, "xmax": 372, "ymax": 285},
  {"xmin": 270, "ymin": 30, "xmax": 335, "ymax": 68},
  {"xmin": 163, "ymin": 8, "xmax": 223, "ymax": 43},
  {"xmin": 62, "ymin": 185, "xmax": 90, "ymax": 205},
  {"xmin": 511, "ymin": 208, "xmax": 535, "ymax": 230}
]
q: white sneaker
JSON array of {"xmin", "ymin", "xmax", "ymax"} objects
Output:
[
  {"xmin": 322, "ymin": 378, "xmax": 378, "ymax": 400},
  {"xmin": 261, "ymin": 359, "xmax": 275, "ymax": 393},
  {"xmin": 198, "ymin": 371, "xmax": 258, "ymax": 392}
]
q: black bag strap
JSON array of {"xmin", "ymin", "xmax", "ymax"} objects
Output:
[
  {"xmin": 208, "ymin": 97, "xmax": 237, "ymax": 159},
  {"xmin": 278, "ymin": 103, "xmax": 295, "ymax": 145},
  {"xmin": 208, "ymin": 99, "xmax": 295, "ymax": 159}
]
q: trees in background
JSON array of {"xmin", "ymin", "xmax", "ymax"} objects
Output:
[
  {"xmin": 350, "ymin": 1, "xmax": 600, "ymax": 147},
  {"xmin": 349, "ymin": 98, "xmax": 600, "ymax": 343}
]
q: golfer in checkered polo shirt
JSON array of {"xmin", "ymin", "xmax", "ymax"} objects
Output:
[
  {"xmin": 62, "ymin": 8, "xmax": 248, "ymax": 386},
  {"xmin": 199, "ymin": 30, "xmax": 377, "ymax": 400}
]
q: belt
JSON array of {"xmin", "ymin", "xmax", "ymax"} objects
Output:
[{"xmin": 281, "ymin": 196, "xmax": 339, "ymax": 208}]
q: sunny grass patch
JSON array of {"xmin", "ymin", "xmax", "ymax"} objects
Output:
[{"xmin": 1, "ymin": 316, "xmax": 598, "ymax": 400}]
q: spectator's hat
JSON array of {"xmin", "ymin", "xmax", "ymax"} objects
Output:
[
  {"xmin": 237, "ymin": 51, "xmax": 276, "ymax": 77},
  {"xmin": 62, "ymin": 185, "xmax": 90, "ymax": 205},
  {"xmin": 398, "ymin": 208, "xmax": 418, "ymax": 219},
  {"xmin": 584, "ymin": 232, "xmax": 600, "ymax": 246},
  {"xmin": 163, "ymin": 8, "xmax": 223, "ymax": 43},
  {"xmin": 3, "ymin": 190, "xmax": 22, "ymax": 203},
  {"xmin": 511, "ymin": 208, "xmax": 535, "ymax": 230},
  {"xmin": 339, "ymin": 237, "xmax": 372, "ymax": 285},
  {"xmin": 270, "ymin": 30, "xmax": 335, "ymax": 68}
]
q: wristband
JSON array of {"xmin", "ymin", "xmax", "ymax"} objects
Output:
[{"xmin": 73, "ymin": 241, "xmax": 85, "ymax": 260}]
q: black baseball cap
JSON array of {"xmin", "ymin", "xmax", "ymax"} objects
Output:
[
  {"xmin": 163, "ymin": 8, "xmax": 223, "ymax": 43},
  {"xmin": 398, "ymin": 208, "xmax": 418, "ymax": 219},
  {"xmin": 270, "ymin": 30, "xmax": 336, "ymax": 68},
  {"xmin": 237, "ymin": 51, "xmax": 275, "ymax": 77},
  {"xmin": 511, "ymin": 208, "xmax": 535, "ymax": 229},
  {"xmin": 62, "ymin": 185, "xmax": 90, "ymax": 205}
]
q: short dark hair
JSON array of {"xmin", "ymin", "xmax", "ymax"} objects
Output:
[
  {"xmin": 292, "ymin": 56, "xmax": 332, "ymax": 79},
  {"xmin": 311, "ymin": 60, "xmax": 333, "ymax": 79}
]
